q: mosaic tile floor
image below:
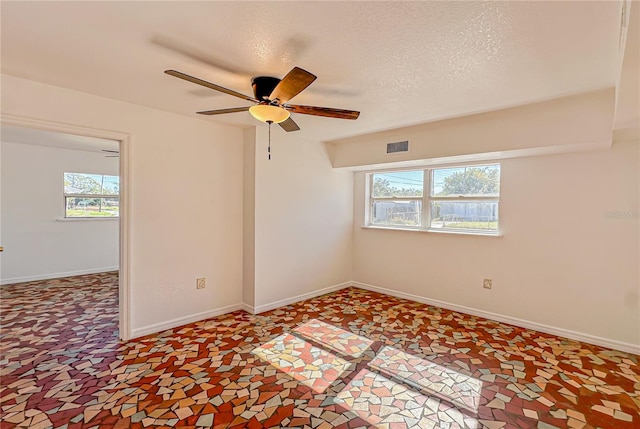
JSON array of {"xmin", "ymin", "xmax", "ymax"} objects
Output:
[{"xmin": 1, "ymin": 272, "xmax": 639, "ymax": 429}]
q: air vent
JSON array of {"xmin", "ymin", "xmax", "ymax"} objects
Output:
[{"xmin": 386, "ymin": 140, "xmax": 409, "ymax": 154}]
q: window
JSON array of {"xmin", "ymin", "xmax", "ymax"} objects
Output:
[
  {"xmin": 370, "ymin": 170, "xmax": 423, "ymax": 228},
  {"xmin": 64, "ymin": 173, "xmax": 119, "ymax": 218},
  {"xmin": 367, "ymin": 164, "xmax": 500, "ymax": 234}
]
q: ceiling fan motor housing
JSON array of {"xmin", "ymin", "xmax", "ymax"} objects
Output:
[{"xmin": 252, "ymin": 76, "xmax": 281, "ymax": 102}]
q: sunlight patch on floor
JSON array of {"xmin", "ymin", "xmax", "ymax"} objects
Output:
[
  {"xmin": 294, "ymin": 319, "xmax": 374, "ymax": 359},
  {"xmin": 370, "ymin": 345, "xmax": 482, "ymax": 413},
  {"xmin": 251, "ymin": 332, "xmax": 353, "ymax": 394},
  {"xmin": 335, "ymin": 367, "xmax": 481, "ymax": 429}
]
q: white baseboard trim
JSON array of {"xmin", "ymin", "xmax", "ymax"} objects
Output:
[
  {"xmin": 131, "ymin": 282, "xmax": 352, "ymax": 338},
  {"xmin": 239, "ymin": 303, "xmax": 254, "ymax": 314},
  {"xmin": 351, "ymin": 281, "xmax": 640, "ymax": 356},
  {"xmin": 1, "ymin": 267, "xmax": 119, "ymax": 285},
  {"xmin": 248, "ymin": 281, "xmax": 352, "ymax": 314},
  {"xmin": 131, "ymin": 303, "xmax": 246, "ymax": 339}
]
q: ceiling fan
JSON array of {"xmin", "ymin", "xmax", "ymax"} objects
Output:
[
  {"xmin": 164, "ymin": 67, "xmax": 360, "ymax": 132},
  {"xmin": 102, "ymin": 149, "xmax": 119, "ymax": 158}
]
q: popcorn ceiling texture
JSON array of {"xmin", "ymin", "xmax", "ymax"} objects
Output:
[{"xmin": 0, "ymin": 1, "xmax": 621, "ymax": 141}]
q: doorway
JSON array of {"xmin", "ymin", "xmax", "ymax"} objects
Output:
[{"xmin": 0, "ymin": 116, "xmax": 130, "ymax": 340}]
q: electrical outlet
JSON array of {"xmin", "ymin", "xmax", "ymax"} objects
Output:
[
  {"xmin": 483, "ymin": 278, "xmax": 492, "ymax": 289},
  {"xmin": 196, "ymin": 278, "xmax": 206, "ymax": 289}
]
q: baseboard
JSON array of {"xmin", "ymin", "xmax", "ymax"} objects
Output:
[
  {"xmin": 130, "ymin": 303, "xmax": 247, "ymax": 339},
  {"xmin": 248, "ymin": 281, "xmax": 352, "ymax": 314},
  {"xmin": 238, "ymin": 303, "xmax": 254, "ymax": 314},
  {"xmin": 1, "ymin": 267, "xmax": 119, "ymax": 285},
  {"xmin": 351, "ymin": 281, "xmax": 640, "ymax": 356},
  {"xmin": 131, "ymin": 282, "xmax": 352, "ymax": 338}
]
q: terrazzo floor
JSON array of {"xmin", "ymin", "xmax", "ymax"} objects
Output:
[{"xmin": 1, "ymin": 272, "xmax": 638, "ymax": 428}]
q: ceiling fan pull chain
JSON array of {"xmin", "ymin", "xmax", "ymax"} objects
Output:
[{"xmin": 267, "ymin": 120, "xmax": 272, "ymax": 160}]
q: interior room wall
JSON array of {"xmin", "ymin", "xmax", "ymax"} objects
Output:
[
  {"xmin": 352, "ymin": 139, "xmax": 639, "ymax": 350},
  {"xmin": 242, "ymin": 128, "xmax": 256, "ymax": 309},
  {"xmin": 3, "ymin": 75, "xmax": 635, "ymax": 352},
  {"xmin": 1, "ymin": 141, "xmax": 119, "ymax": 283},
  {"xmin": 327, "ymin": 89, "xmax": 615, "ymax": 169},
  {"xmin": 251, "ymin": 127, "xmax": 354, "ymax": 312},
  {"xmin": 1, "ymin": 74, "xmax": 244, "ymax": 337}
]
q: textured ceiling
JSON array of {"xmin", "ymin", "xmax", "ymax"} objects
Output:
[{"xmin": 0, "ymin": 1, "xmax": 622, "ymax": 141}]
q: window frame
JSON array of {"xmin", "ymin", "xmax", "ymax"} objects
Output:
[
  {"xmin": 368, "ymin": 169, "xmax": 425, "ymax": 230},
  {"xmin": 366, "ymin": 163, "xmax": 501, "ymax": 235},
  {"xmin": 63, "ymin": 172, "xmax": 120, "ymax": 219}
]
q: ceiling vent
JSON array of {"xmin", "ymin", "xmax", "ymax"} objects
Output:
[{"xmin": 386, "ymin": 140, "xmax": 409, "ymax": 154}]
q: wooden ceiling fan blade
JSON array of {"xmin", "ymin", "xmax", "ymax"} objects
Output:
[
  {"xmin": 165, "ymin": 70, "xmax": 257, "ymax": 102},
  {"xmin": 278, "ymin": 117, "xmax": 300, "ymax": 132},
  {"xmin": 269, "ymin": 67, "xmax": 316, "ymax": 104},
  {"xmin": 286, "ymin": 104, "xmax": 360, "ymax": 120},
  {"xmin": 197, "ymin": 107, "xmax": 251, "ymax": 115}
]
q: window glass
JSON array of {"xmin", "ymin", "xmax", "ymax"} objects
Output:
[
  {"xmin": 371, "ymin": 171, "xmax": 423, "ymax": 198},
  {"xmin": 65, "ymin": 197, "xmax": 119, "ymax": 217},
  {"xmin": 372, "ymin": 200, "xmax": 422, "ymax": 227},
  {"xmin": 64, "ymin": 173, "xmax": 120, "ymax": 218},
  {"xmin": 64, "ymin": 173, "xmax": 119, "ymax": 195},
  {"xmin": 367, "ymin": 164, "xmax": 500, "ymax": 235},
  {"xmin": 430, "ymin": 201, "xmax": 498, "ymax": 231},
  {"xmin": 431, "ymin": 165, "xmax": 500, "ymax": 197}
]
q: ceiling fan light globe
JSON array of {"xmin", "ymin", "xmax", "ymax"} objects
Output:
[{"xmin": 249, "ymin": 105, "xmax": 290, "ymax": 124}]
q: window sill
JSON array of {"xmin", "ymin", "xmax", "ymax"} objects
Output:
[
  {"xmin": 56, "ymin": 217, "xmax": 119, "ymax": 222},
  {"xmin": 361, "ymin": 225, "xmax": 503, "ymax": 237}
]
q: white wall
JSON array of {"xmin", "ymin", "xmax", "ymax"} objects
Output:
[
  {"xmin": 242, "ymin": 129, "xmax": 256, "ymax": 308},
  {"xmin": 1, "ymin": 74, "xmax": 244, "ymax": 337},
  {"xmin": 328, "ymin": 89, "xmax": 614, "ymax": 169},
  {"xmin": 352, "ymin": 139, "xmax": 639, "ymax": 348},
  {"xmin": 4, "ymin": 74, "xmax": 636, "ymax": 352},
  {"xmin": 614, "ymin": 0, "xmax": 639, "ymax": 130},
  {"xmin": 250, "ymin": 128, "xmax": 353, "ymax": 311},
  {"xmin": 1, "ymin": 142, "xmax": 119, "ymax": 283}
]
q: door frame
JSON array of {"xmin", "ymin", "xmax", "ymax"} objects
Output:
[{"xmin": 1, "ymin": 114, "xmax": 132, "ymax": 340}]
